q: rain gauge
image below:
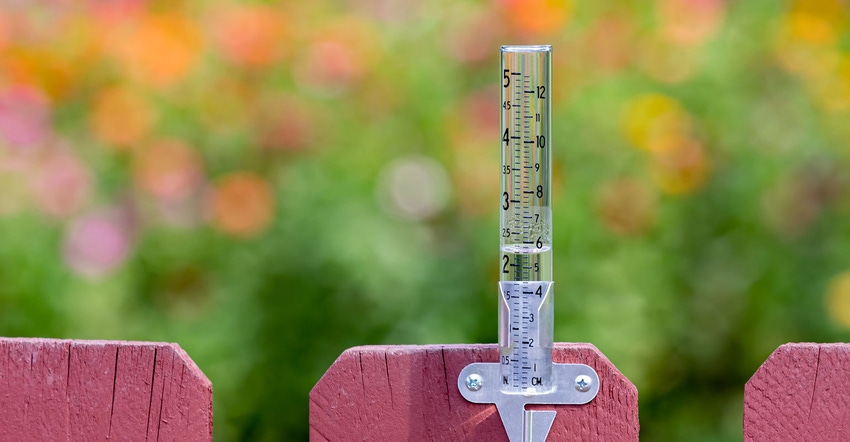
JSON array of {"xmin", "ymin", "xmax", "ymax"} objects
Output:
[{"xmin": 457, "ymin": 45, "xmax": 600, "ymax": 442}]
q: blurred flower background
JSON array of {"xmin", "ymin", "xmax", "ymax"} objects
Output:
[{"xmin": 2, "ymin": 0, "xmax": 850, "ymax": 440}]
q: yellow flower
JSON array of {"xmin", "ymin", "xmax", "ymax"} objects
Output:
[
  {"xmin": 785, "ymin": 0, "xmax": 848, "ymax": 46},
  {"xmin": 827, "ymin": 271, "xmax": 850, "ymax": 329},
  {"xmin": 621, "ymin": 94, "xmax": 691, "ymax": 152}
]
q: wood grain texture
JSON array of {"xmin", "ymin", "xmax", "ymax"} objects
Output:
[
  {"xmin": 310, "ymin": 343, "xmax": 638, "ymax": 441},
  {"xmin": 0, "ymin": 338, "xmax": 212, "ymax": 442},
  {"xmin": 745, "ymin": 343, "xmax": 850, "ymax": 442}
]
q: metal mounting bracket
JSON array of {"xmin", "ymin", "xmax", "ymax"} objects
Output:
[{"xmin": 458, "ymin": 362, "xmax": 599, "ymax": 442}]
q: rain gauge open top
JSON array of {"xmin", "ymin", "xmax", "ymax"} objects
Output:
[{"xmin": 457, "ymin": 45, "xmax": 600, "ymax": 442}]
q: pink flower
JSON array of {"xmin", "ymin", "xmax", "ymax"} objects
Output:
[
  {"xmin": 0, "ymin": 85, "xmax": 51, "ymax": 151},
  {"xmin": 30, "ymin": 147, "xmax": 91, "ymax": 219},
  {"xmin": 63, "ymin": 210, "xmax": 133, "ymax": 277}
]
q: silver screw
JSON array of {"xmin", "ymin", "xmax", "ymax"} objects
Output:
[
  {"xmin": 575, "ymin": 375, "xmax": 592, "ymax": 392},
  {"xmin": 465, "ymin": 374, "xmax": 483, "ymax": 391}
]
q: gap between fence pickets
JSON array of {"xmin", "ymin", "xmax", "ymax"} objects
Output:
[{"xmin": 0, "ymin": 337, "xmax": 212, "ymax": 442}]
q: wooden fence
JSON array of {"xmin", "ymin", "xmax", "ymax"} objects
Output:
[
  {"xmin": 311, "ymin": 342, "xmax": 850, "ymax": 441},
  {"xmin": 1, "ymin": 338, "xmax": 847, "ymax": 440},
  {"xmin": 0, "ymin": 338, "xmax": 212, "ymax": 441}
]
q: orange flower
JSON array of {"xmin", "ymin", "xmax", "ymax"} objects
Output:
[
  {"xmin": 650, "ymin": 136, "xmax": 710, "ymax": 195},
  {"xmin": 586, "ymin": 14, "xmax": 635, "ymax": 72},
  {"xmin": 132, "ymin": 139, "xmax": 204, "ymax": 203},
  {"xmin": 90, "ymin": 85, "xmax": 154, "ymax": 148},
  {"xmin": 595, "ymin": 177, "xmax": 656, "ymax": 235},
  {"xmin": 0, "ymin": 14, "xmax": 100, "ymax": 99},
  {"xmin": 294, "ymin": 18, "xmax": 378, "ymax": 93},
  {"xmin": 210, "ymin": 172, "xmax": 274, "ymax": 238},
  {"xmin": 499, "ymin": 0, "xmax": 571, "ymax": 37},
  {"xmin": 108, "ymin": 12, "xmax": 203, "ymax": 88},
  {"xmin": 621, "ymin": 93, "xmax": 710, "ymax": 194},
  {"xmin": 657, "ymin": 0, "xmax": 726, "ymax": 47},
  {"xmin": 210, "ymin": 4, "xmax": 288, "ymax": 67}
]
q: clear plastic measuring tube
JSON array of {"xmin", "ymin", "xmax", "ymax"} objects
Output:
[{"xmin": 499, "ymin": 45, "xmax": 553, "ymax": 395}]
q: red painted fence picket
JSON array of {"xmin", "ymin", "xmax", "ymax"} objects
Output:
[
  {"xmin": 745, "ymin": 343, "xmax": 850, "ymax": 442},
  {"xmin": 309, "ymin": 343, "xmax": 639, "ymax": 441},
  {"xmin": 0, "ymin": 338, "xmax": 212, "ymax": 442}
]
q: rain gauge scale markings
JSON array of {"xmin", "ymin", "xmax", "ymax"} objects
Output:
[
  {"xmin": 458, "ymin": 45, "xmax": 599, "ymax": 442},
  {"xmin": 500, "ymin": 45, "xmax": 553, "ymax": 395}
]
